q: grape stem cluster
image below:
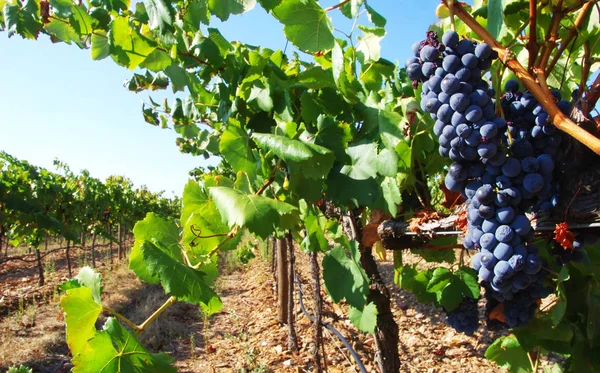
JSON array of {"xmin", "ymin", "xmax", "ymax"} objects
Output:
[{"xmin": 444, "ymin": 0, "xmax": 600, "ymax": 156}]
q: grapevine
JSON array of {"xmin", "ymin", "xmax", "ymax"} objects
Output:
[{"xmin": 1, "ymin": 0, "xmax": 600, "ymax": 372}]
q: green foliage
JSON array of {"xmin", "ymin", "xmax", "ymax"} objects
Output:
[
  {"xmin": 7, "ymin": 366, "xmax": 33, "ymax": 373},
  {"xmin": 4, "ymin": 0, "xmax": 600, "ymax": 371}
]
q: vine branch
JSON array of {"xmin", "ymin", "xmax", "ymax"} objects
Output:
[
  {"xmin": 443, "ymin": 0, "xmax": 600, "ymax": 156},
  {"xmin": 256, "ymin": 159, "xmax": 282, "ymax": 196},
  {"xmin": 103, "ymin": 306, "xmax": 141, "ymax": 332},
  {"xmin": 546, "ymin": 1, "xmax": 594, "ymax": 75},
  {"xmin": 536, "ymin": 0, "xmax": 563, "ymax": 72},
  {"xmin": 136, "ymin": 296, "xmax": 177, "ymax": 336},
  {"xmin": 527, "ymin": 0, "xmax": 538, "ymax": 72}
]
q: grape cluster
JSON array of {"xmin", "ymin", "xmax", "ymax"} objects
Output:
[
  {"xmin": 406, "ymin": 30, "xmax": 561, "ymax": 329},
  {"xmin": 445, "ymin": 297, "xmax": 479, "ymax": 335}
]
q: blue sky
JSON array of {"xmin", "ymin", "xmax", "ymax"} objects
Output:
[{"xmin": 0, "ymin": 1, "xmax": 440, "ymax": 197}]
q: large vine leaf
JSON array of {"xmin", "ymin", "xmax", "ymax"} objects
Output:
[
  {"xmin": 251, "ymin": 133, "xmax": 335, "ymax": 179},
  {"xmin": 322, "ymin": 243, "xmax": 370, "ymax": 309},
  {"xmin": 108, "ymin": 16, "xmax": 155, "ymax": 69},
  {"xmin": 356, "ymin": 25, "xmax": 385, "ymax": 63},
  {"xmin": 209, "ymin": 186, "xmax": 299, "ymax": 238},
  {"xmin": 485, "ymin": 335, "xmax": 532, "ymax": 373},
  {"xmin": 129, "ymin": 213, "xmax": 182, "ymax": 284},
  {"xmin": 60, "ymin": 286, "xmax": 102, "ymax": 358},
  {"xmin": 271, "ymin": 0, "xmax": 335, "ymax": 53},
  {"xmin": 348, "ymin": 302, "xmax": 378, "ymax": 334},
  {"xmin": 219, "ymin": 120, "xmax": 258, "ymax": 182},
  {"xmin": 139, "ymin": 241, "xmax": 221, "ymax": 307},
  {"xmin": 208, "ymin": 0, "xmax": 256, "ymax": 21},
  {"xmin": 72, "ymin": 317, "xmax": 176, "ymax": 373},
  {"xmin": 340, "ymin": 143, "xmax": 378, "ymax": 180},
  {"xmin": 142, "ymin": 0, "xmax": 174, "ymax": 34}
]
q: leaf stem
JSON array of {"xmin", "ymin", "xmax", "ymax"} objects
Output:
[
  {"xmin": 256, "ymin": 159, "xmax": 282, "ymax": 196},
  {"xmin": 324, "ymin": 0, "xmax": 351, "ymax": 12},
  {"xmin": 443, "ymin": 0, "xmax": 600, "ymax": 156},
  {"xmin": 535, "ymin": 0, "xmax": 563, "ymax": 71},
  {"xmin": 546, "ymin": 1, "xmax": 594, "ymax": 75},
  {"xmin": 136, "ymin": 296, "xmax": 177, "ymax": 336},
  {"xmin": 103, "ymin": 306, "xmax": 141, "ymax": 332}
]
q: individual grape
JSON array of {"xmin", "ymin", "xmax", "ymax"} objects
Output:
[
  {"xmin": 557, "ymin": 100, "xmax": 572, "ymax": 114},
  {"xmin": 450, "ymin": 93, "xmax": 470, "ymax": 112},
  {"xmin": 494, "ymin": 260, "xmax": 515, "ymax": 278},
  {"xmin": 437, "ymin": 104, "xmax": 454, "ymax": 122},
  {"xmin": 495, "ymin": 175, "xmax": 512, "ymax": 189},
  {"xmin": 422, "ymin": 62, "xmax": 437, "ymax": 78},
  {"xmin": 465, "ymin": 105, "xmax": 483, "ymax": 122},
  {"xmin": 480, "ymin": 251, "xmax": 497, "ymax": 269},
  {"xmin": 480, "ymin": 233, "xmax": 497, "ymax": 250},
  {"xmin": 510, "ymin": 215, "xmax": 531, "ymax": 236},
  {"xmin": 523, "ymin": 173, "xmax": 544, "ymax": 193},
  {"xmin": 496, "ymin": 206, "xmax": 515, "ymax": 224},
  {"xmin": 524, "ymin": 254, "xmax": 542, "ymax": 275},
  {"xmin": 461, "ymin": 53, "xmax": 478, "ymax": 68},
  {"xmin": 456, "ymin": 39, "xmax": 475, "ymax": 55},
  {"xmin": 411, "ymin": 41, "xmax": 421, "ymax": 56},
  {"xmin": 482, "ymin": 219, "xmax": 499, "ymax": 234},
  {"xmin": 501, "ymin": 158, "xmax": 521, "ymax": 178},
  {"xmin": 460, "ymin": 82, "xmax": 473, "ymax": 94},
  {"xmin": 474, "ymin": 43, "xmax": 492, "ymax": 59},
  {"xmin": 477, "ymin": 142, "xmax": 497, "ymax": 158},
  {"xmin": 456, "ymin": 123, "xmax": 472, "ymax": 138},
  {"xmin": 508, "ymin": 254, "xmax": 524, "ymax": 271},
  {"xmin": 455, "ymin": 67, "xmax": 472, "ymax": 82},
  {"xmin": 505, "ymin": 79, "xmax": 519, "ymax": 93},
  {"xmin": 452, "ymin": 111, "xmax": 467, "ymax": 126},
  {"xmin": 407, "ymin": 63, "xmax": 424, "ymax": 80},
  {"xmin": 479, "ymin": 266, "xmax": 494, "ymax": 282},
  {"xmin": 536, "ymin": 154, "xmax": 554, "ymax": 175},
  {"xmin": 495, "ymin": 225, "xmax": 514, "ymax": 243},
  {"xmin": 493, "ymin": 242, "xmax": 513, "ymax": 261},
  {"xmin": 420, "ymin": 45, "xmax": 440, "ymax": 62},
  {"xmin": 469, "ymin": 89, "xmax": 489, "ymax": 107},
  {"xmin": 433, "ymin": 120, "xmax": 446, "ymax": 137},
  {"xmin": 442, "ymin": 30, "xmax": 459, "ymax": 48},
  {"xmin": 521, "ymin": 157, "xmax": 538, "ymax": 173},
  {"xmin": 465, "ymin": 131, "xmax": 481, "ymax": 147},
  {"xmin": 479, "ymin": 204, "xmax": 495, "ymax": 219},
  {"xmin": 441, "ymin": 74, "xmax": 461, "ymax": 94},
  {"xmin": 448, "ymin": 162, "xmax": 468, "ymax": 181},
  {"xmin": 445, "ymin": 173, "xmax": 464, "ymax": 192},
  {"xmin": 465, "ymin": 180, "xmax": 482, "ymax": 198},
  {"xmin": 442, "ymin": 55, "xmax": 461, "ymax": 73},
  {"xmin": 475, "ymin": 184, "xmax": 495, "ymax": 204},
  {"xmin": 429, "ymin": 75, "xmax": 443, "ymax": 93}
]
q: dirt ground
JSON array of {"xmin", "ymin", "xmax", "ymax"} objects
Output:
[{"xmin": 0, "ymin": 241, "xmax": 546, "ymax": 373}]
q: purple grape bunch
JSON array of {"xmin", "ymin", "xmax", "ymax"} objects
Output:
[{"xmin": 406, "ymin": 30, "xmax": 562, "ymax": 331}]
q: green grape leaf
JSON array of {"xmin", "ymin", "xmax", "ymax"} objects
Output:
[
  {"xmin": 209, "ymin": 186, "xmax": 299, "ymax": 238},
  {"xmin": 426, "ymin": 267, "xmax": 452, "ymax": 293},
  {"xmin": 143, "ymin": 0, "xmax": 174, "ymax": 33},
  {"xmin": 129, "ymin": 213, "xmax": 182, "ymax": 284},
  {"xmin": 49, "ymin": 0, "xmax": 73, "ymax": 18},
  {"xmin": 208, "ymin": 0, "xmax": 256, "ymax": 21},
  {"xmin": 109, "ymin": 16, "xmax": 155, "ymax": 69},
  {"xmin": 322, "ymin": 244, "xmax": 369, "ymax": 309},
  {"xmin": 141, "ymin": 49, "xmax": 172, "ymax": 72},
  {"xmin": 487, "ymin": 0, "xmax": 509, "ymax": 40},
  {"xmin": 485, "ymin": 335, "xmax": 533, "ymax": 373},
  {"xmin": 313, "ymin": 115, "xmax": 352, "ymax": 160},
  {"xmin": 247, "ymin": 79, "xmax": 274, "ymax": 112},
  {"xmin": 219, "ymin": 120, "xmax": 258, "ymax": 181},
  {"xmin": 456, "ymin": 267, "xmax": 480, "ymax": 299},
  {"xmin": 326, "ymin": 167, "xmax": 380, "ymax": 207},
  {"xmin": 296, "ymin": 66, "xmax": 336, "ymax": 89},
  {"xmin": 72, "ymin": 317, "xmax": 176, "ymax": 373},
  {"xmin": 75, "ymin": 266, "xmax": 103, "ymax": 304},
  {"xmin": 340, "ymin": 143, "xmax": 378, "ymax": 180},
  {"xmin": 91, "ymin": 32, "xmax": 110, "ymax": 60},
  {"xmin": 140, "ymin": 241, "xmax": 220, "ymax": 306},
  {"xmin": 251, "ymin": 133, "xmax": 335, "ymax": 179},
  {"xmin": 272, "ymin": 0, "xmax": 334, "ymax": 53},
  {"xmin": 44, "ymin": 18, "xmax": 81, "ymax": 46},
  {"xmin": 348, "ymin": 302, "xmax": 378, "ymax": 334},
  {"xmin": 356, "ymin": 25, "xmax": 385, "ymax": 63},
  {"xmin": 183, "ymin": 0, "xmax": 210, "ymax": 30},
  {"xmin": 437, "ymin": 279, "xmax": 465, "ymax": 311},
  {"xmin": 376, "ymin": 148, "xmax": 398, "ymax": 177},
  {"xmin": 257, "ymin": 0, "xmax": 281, "ymax": 11},
  {"xmin": 4, "ymin": 0, "xmax": 43, "ymax": 39},
  {"xmin": 60, "ymin": 287, "xmax": 102, "ymax": 357},
  {"xmin": 381, "ymin": 176, "xmax": 401, "ymax": 216},
  {"xmin": 365, "ymin": 4, "xmax": 386, "ymax": 27}
]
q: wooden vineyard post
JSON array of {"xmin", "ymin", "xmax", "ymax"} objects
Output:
[
  {"xmin": 36, "ymin": 246, "xmax": 44, "ymax": 286},
  {"xmin": 117, "ymin": 223, "xmax": 123, "ymax": 260},
  {"xmin": 66, "ymin": 240, "xmax": 72, "ymax": 278},
  {"xmin": 286, "ymin": 233, "xmax": 298, "ymax": 351},
  {"xmin": 276, "ymin": 237, "xmax": 289, "ymax": 324},
  {"xmin": 108, "ymin": 224, "xmax": 113, "ymax": 264},
  {"xmin": 91, "ymin": 230, "xmax": 97, "ymax": 268}
]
